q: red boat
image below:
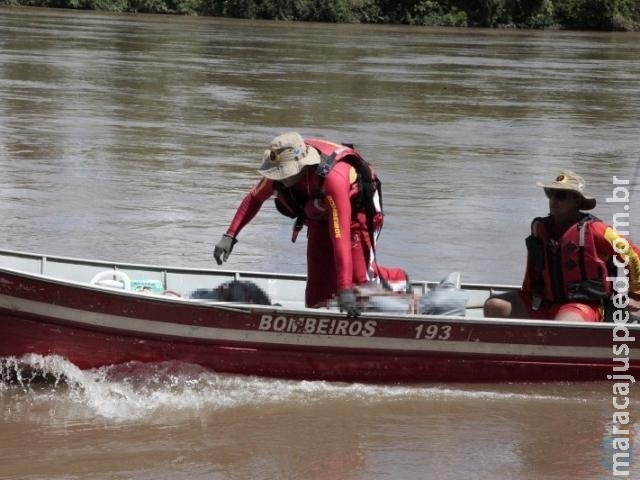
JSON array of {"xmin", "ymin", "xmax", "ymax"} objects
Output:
[{"xmin": 0, "ymin": 249, "xmax": 636, "ymax": 383}]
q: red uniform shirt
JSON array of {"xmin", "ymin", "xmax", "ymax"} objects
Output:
[{"xmin": 226, "ymin": 161, "xmax": 363, "ymax": 292}]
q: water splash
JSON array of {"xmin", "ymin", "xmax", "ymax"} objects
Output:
[{"xmin": 1, "ymin": 354, "xmax": 590, "ymax": 422}]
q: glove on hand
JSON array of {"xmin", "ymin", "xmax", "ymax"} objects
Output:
[
  {"xmin": 213, "ymin": 234, "xmax": 237, "ymax": 265},
  {"xmin": 338, "ymin": 289, "xmax": 361, "ymax": 317}
]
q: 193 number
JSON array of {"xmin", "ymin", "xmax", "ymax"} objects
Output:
[{"xmin": 414, "ymin": 324, "xmax": 452, "ymax": 340}]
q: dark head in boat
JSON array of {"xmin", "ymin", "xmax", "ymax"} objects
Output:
[{"xmin": 190, "ymin": 280, "xmax": 271, "ymax": 305}]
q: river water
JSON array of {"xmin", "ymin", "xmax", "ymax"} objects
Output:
[{"xmin": 0, "ymin": 6, "xmax": 639, "ymax": 479}]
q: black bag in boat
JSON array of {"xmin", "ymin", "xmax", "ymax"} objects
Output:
[{"xmin": 190, "ymin": 280, "xmax": 271, "ymax": 305}]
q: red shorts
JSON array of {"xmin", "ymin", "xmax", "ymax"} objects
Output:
[{"xmin": 521, "ymin": 292, "xmax": 602, "ymax": 322}]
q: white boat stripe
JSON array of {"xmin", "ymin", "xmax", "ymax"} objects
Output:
[{"xmin": 0, "ymin": 294, "xmax": 635, "ymax": 361}]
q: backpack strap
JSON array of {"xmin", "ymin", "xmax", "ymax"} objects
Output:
[
  {"xmin": 315, "ymin": 149, "xmax": 382, "ymax": 252},
  {"xmin": 576, "ymin": 213, "xmax": 597, "ymax": 284}
]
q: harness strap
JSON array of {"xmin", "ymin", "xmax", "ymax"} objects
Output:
[
  {"xmin": 316, "ymin": 152, "xmax": 337, "ymax": 177},
  {"xmin": 291, "ymin": 216, "xmax": 304, "ymax": 243},
  {"xmin": 316, "ymin": 150, "xmax": 380, "ymax": 253},
  {"xmin": 577, "ymin": 217, "xmax": 588, "ymax": 285}
]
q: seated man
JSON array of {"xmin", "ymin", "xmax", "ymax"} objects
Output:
[{"xmin": 484, "ymin": 170, "xmax": 640, "ymax": 322}]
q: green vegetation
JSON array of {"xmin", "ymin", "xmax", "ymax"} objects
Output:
[{"xmin": 2, "ymin": 0, "xmax": 639, "ymax": 30}]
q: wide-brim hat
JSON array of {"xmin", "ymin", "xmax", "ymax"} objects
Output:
[
  {"xmin": 536, "ymin": 170, "xmax": 596, "ymax": 210},
  {"xmin": 257, "ymin": 132, "xmax": 321, "ymax": 181}
]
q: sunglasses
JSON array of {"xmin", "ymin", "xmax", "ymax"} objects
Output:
[{"xmin": 544, "ymin": 188, "xmax": 578, "ymax": 201}]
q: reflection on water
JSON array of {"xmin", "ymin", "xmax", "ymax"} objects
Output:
[
  {"xmin": 1, "ymin": 354, "xmax": 638, "ymax": 479},
  {"xmin": 1, "ymin": 8, "xmax": 639, "ymax": 286},
  {"xmin": 1, "ymin": 8, "xmax": 640, "ymax": 479}
]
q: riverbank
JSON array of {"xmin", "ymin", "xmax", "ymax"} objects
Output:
[{"xmin": 1, "ymin": 0, "xmax": 639, "ymax": 30}]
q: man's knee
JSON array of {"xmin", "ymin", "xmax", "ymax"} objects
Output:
[{"xmin": 484, "ymin": 297, "xmax": 510, "ymax": 318}]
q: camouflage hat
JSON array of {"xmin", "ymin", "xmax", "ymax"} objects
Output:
[
  {"xmin": 258, "ymin": 132, "xmax": 321, "ymax": 181},
  {"xmin": 536, "ymin": 170, "xmax": 596, "ymax": 210}
]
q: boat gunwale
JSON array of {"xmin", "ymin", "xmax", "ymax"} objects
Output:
[
  {"xmin": 0, "ymin": 267, "xmax": 637, "ymax": 334},
  {"xmin": 0, "ymin": 248, "xmax": 638, "ymax": 332}
]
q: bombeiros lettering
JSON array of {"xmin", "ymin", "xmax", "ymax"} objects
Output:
[{"xmin": 258, "ymin": 314, "xmax": 377, "ymax": 337}]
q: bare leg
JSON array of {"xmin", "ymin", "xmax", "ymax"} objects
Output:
[{"xmin": 484, "ymin": 290, "xmax": 530, "ymax": 319}]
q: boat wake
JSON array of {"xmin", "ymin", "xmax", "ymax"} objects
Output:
[{"xmin": 0, "ymin": 354, "xmax": 596, "ymax": 422}]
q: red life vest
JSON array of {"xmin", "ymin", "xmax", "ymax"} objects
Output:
[
  {"xmin": 526, "ymin": 214, "xmax": 613, "ymax": 303},
  {"xmin": 274, "ymin": 139, "xmax": 382, "ymax": 246}
]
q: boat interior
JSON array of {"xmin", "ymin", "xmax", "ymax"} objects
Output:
[{"xmin": 0, "ymin": 249, "xmax": 515, "ymax": 317}]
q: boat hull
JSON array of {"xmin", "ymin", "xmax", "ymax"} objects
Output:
[
  {"xmin": 0, "ymin": 311, "xmax": 623, "ymax": 383},
  {"xmin": 0, "ymin": 250, "xmax": 637, "ymax": 383}
]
